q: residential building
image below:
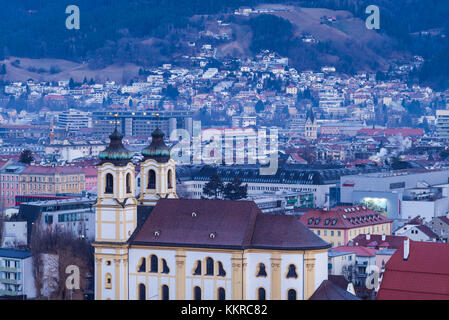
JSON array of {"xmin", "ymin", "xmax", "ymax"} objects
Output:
[
  {"xmin": 395, "ymin": 223, "xmax": 439, "ymax": 242},
  {"xmin": 0, "ymin": 249, "xmax": 36, "ymax": 299},
  {"xmin": 436, "ymin": 109, "xmax": 449, "ymax": 140},
  {"xmin": 299, "ymin": 205, "xmax": 393, "ymax": 247},
  {"xmin": 428, "ymin": 215, "xmax": 449, "ymax": 242},
  {"xmin": 20, "ymin": 165, "xmax": 85, "ymax": 196},
  {"xmin": 332, "ymin": 245, "xmax": 377, "ymax": 298},
  {"xmin": 328, "ymin": 250, "xmax": 356, "ymax": 281},
  {"xmin": 0, "ymin": 163, "xmax": 26, "ymax": 208}
]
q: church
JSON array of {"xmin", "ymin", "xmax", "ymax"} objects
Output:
[{"xmin": 93, "ymin": 121, "xmax": 331, "ymax": 300}]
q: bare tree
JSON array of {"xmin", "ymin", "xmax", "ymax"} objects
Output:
[{"xmin": 30, "ymin": 226, "xmax": 94, "ymax": 300}]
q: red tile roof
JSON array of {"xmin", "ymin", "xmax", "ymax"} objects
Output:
[
  {"xmin": 377, "ymin": 241, "xmax": 449, "ymax": 300},
  {"xmin": 415, "ymin": 225, "xmax": 439, "ymax": 239},
  {"xmin": 332, "ymin": 245, "xmax": 377, "ymax": 257},
  {"xmin": 309, "ymin": 280, "xmax": 360, "ymax": 300},
  {"xmin": 438, "ymin": 216, "xmax": 449, "ymax": 226},
  {"xmin": 22, "ymin": 165, "xmax": 85, "ymax": 175},
  {"xmin": 357, "ymin": 128, "xmax": 423, "ymax": 137},
  {"xmin": 299, "ymin": 206, "xmax": 392, "ymax": 229},
  {"xmin": 351, "ymin": 234, "xmax": 407, "ymax": 250},
  {"xmin": 81, "ymin": 166, "xmax": 97, "ymax": 177},
  {"xmin": 131, "ymin": 199, "xmax": 330, "ymax": 250}
]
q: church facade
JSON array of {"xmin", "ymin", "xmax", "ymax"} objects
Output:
[{"xmin": 93, "ymin": 124, "xmax": 331, "ymax": 300}]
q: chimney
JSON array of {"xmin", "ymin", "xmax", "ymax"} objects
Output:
[
  {"xmin": 366, "ymin": 234, "xmax": 370, "ymax": 240},
  {"xmin": 403, "ymin": 238, "xmax": 410, "ymax": 261},
  {"xmin": 382, "ymin": 234, "xmax": 386, "ymax": 241}
]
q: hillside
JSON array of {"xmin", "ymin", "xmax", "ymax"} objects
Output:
[{"xmin": 0, "ymin": 1, "xmax": 446, "ymax": 88}]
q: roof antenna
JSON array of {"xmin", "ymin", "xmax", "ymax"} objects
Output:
[{"xmin": 155, "ymin": 113, "xmax": 160, "ymax": 129}]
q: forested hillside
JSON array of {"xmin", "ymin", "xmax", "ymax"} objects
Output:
[{"xmin": 0, "ymin": 0, "xmax": 447, "ymax": 88}]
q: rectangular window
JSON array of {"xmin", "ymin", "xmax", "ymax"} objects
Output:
[{"xmin": 390, "ymin": 182, "xmax": 405, "ymax": 189}]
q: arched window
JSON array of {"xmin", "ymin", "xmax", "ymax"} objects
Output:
[
  {"xmin": 148, "ymin": 170, "xmax": 156, "ymax": 189},
  {"xmin": 206, "ymin": 257, "xmax": 214, "ymax": 276},
  {"xmin": 162, "ymin": 259, "xmax": 170, "ymax": 274},
  {"xmin": 217, "ymin": 262, "xmax": 226, "ymax": 277},
  {"xmin": 150, "ymin": 255, "xmax": 158, "ymax": 273},
  {"xmin": 137, "ymin": 258, "xmax": 146, "ymax": 272},
  {"xmin": 258, "ymin": 287, "xmax": 266, "ymax": 300},
  {"xmin": 193, "ymin": 260, "xmax": 201, "ymax": 275},
  {"xmin": 256, "ymin": 263, "xmax": 267, "ymax": 277},
  {"xmin": 167, "ymin": 169, "xmax": 172, "ymax": 189},
  {"xmin": 105, "ymin": 173, "xmax": 113, "ymax": 194},
  {"xmin": 194, "ymin": 286, "xmax": 202, "ymax": 300},
  {"xmin": 217, "ymin": 287, "xmax": 226, "ymax": 300},
  {"xmin": 288, "ymin": 289, "xmax": 297, "ymax": 300},
  {"xmin": 161, "ymin": 285, "xmax": 169, "ymax": 300},
  {"xmin": 126, "ymin": 173, "xmax": 131, "ymax": 194},
  {"xmin": 286, "ymin": 264, "xmax": 298, "ymax": 279},
  {"xmin": 105, "ymin": 273, "xmax": 112, "ymax": 289},
  {"xmin": 138, "ymin": 283, "xmax": 146, "ymax": 300}
]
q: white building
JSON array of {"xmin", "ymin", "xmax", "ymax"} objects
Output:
[
  {"xmin": 1, "ymin": 221, "xmax": 27, "ymax": 248},
  {"xmin": 0, "ymin": 249, "xmax": 36, "ymax": 299},
  {"xmin": 45, "ymin": 140, "xmax": 107, "ymax": 162}
]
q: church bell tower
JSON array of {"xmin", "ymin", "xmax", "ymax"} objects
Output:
[
  {"xmin": 93, "ymin": 115, "xmax": 137, "ymax": 300},
  {"xmin": 139, "ymin": 115, "xmax": 178, "ymax": 206}
]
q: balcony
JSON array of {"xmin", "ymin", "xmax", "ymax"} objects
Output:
[
  {"xmin": 0, "ymin": 266, "xmax": 18, "ymax": 272},
  {"xmin": 0, "ymin": 289, "xmax": 20, "ymax": 296},
  {"xmin": 0, "ymin": 278, "xmax": 19, "ymax": 284}
]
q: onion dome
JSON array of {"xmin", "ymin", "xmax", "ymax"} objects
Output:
[
  {"xmin": 99, "ymin": 120, "xmax": 133, "ymax": 165},
  {"xmin": 142, "ymin": 127, "xmax": 170, "ymax": 163}
]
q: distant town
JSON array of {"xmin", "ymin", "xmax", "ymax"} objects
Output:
[{"xmin": 1, "ymin": 47, "xmax": 449, "ymax": 301}]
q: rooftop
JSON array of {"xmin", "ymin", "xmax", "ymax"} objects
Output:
[
  {"xmin": 130, "ymin": 199, "xmax": 330, "ymax": 251},
  {"xmin": 377, "ymin": 241, "xmax": 449, "ymax": 300},
  {"xmin": 0, "ymin": 248, "xmax": 31, "ymax": 259},
  {"xmin": 299, "ymin": 206, "xmax": 392, "ymax": 229}
]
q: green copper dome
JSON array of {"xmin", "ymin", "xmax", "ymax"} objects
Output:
[
  {"xmin": 142, "ymin": 127, "xmax": 170, "ymax": 163},
  {"xmin": 99, "ymin": 127, "xmax": 133, "ymax": 164}
]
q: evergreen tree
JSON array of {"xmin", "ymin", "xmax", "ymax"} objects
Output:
[
  {"xmin": 255, "ymin": 100, "xmax": 264, "ymax": 113},
  {"xmin": 223, "ymin": 177, "xmax": 248, "ymax": 200},
  {"xmin": 68, "ymin": 78, "xmax": 75, "ymax": 89},
  {"xmin": 202, "ymin": 174, "xmax": 224, "ymax": 199},
  {"xmin": 19, "ymin": 149, "xmax": 34, "ymax": 164}
]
